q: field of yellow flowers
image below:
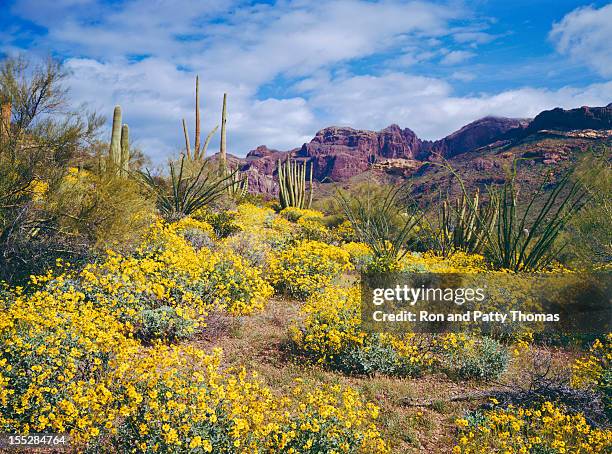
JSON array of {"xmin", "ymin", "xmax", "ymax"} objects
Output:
[{"xmin": 1, "ymin": 203, "xmax": 610, "ymax": 453}]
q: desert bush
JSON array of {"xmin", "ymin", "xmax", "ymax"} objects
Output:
[
  {"xmin": 336, "ymin": 183, "xmax": 422, "ymax": 271},
  {"xmin": 1, "ymin": 285, "xmax": 389, "ymax": 453},
  {"xmin": 453, "ymin": 401, "xmax": 612, "ymax": 453},
  {"xmin": 334, "ymin": 334, "xmax": 424, "ymax": 377},
  {"xmin": 221, "ymin": 231, "xmax": 272, "ymax": 268},
  {"xmin": 77, "ymin": 218, "xmax": 270, "ymax": 340},
  {"xmin": 289, "ymin": 286, "xmax": 432, "ymax": 377},
  {"xmin": 136, "ymin": 305, "xmax": 195, "ymax": 343},
  {"xmin": 193, "ymin": 207, "xmax": 240, "ymax": 238},
  {"xmin": 329, "ymin": 218, "xmax": 358, "ymax": 243},
  {"xmin": 279, "ymin": 206, "xmax": 323, "ymax": 222},
  {"xmin": 572, "ymin": 334, "xmax": 612, "ymax": 418},
  {"xmin": 231, "ymin": 203, "xmax": 296, "ymax": 250},
  {"xmin": 46, "ymin": 167, "xmax": 156, "ymax": 250},
  {"xmin": 139, "ymin": 156, "xmax": 237, "ymax": 220},
  {"xmin": 440, "ymin": 334, "xmax": 509, "ymax": 381},
  {"xmin": 0, "ymin": 280, "xmax": 140, "ymax": 443},
  {"xmin": 206, "ymin": 250, "xmax": 273, "ymax": 316},
  {"xmin": 342, "ymin": 241, "xmax": 374, "ymax": 271},
  {"xmin": 295, "ymin": 215, "xmax": 331, "ymax": 242},
  {"xmin": 0, "ymin": 56, "xmax": 105, "ymax": 282},
  {"xmin": 269, "ymin": 240, "xmax": 352, "ymax": 299}
]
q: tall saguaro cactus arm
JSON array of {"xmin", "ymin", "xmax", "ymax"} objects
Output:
[
  {"xmin": 182, "ymin": 119, "xmax": 191, "ymax": 159},
  {"xmin": 120, "ymin": 124, "xmax": 130, "ymax": 176},
  {"xmin": 219, "ymin": 93, "xmax": 227, "ymax": 172},
  {"xmin": 109, "ymin": 105, "xmax": 122, "ymax": 170},
  {"xmin": 194, "ymin": 75, "xmax": 201, "ymax": 155},
  {"xmin": 106, "ymin": 105, "xmax": 130, "ymax": 177}
]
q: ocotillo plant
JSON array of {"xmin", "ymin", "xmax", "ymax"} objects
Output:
[
  {"xmin": 485, "ymin": 168, "xmax": 590, "ymax": 271},
  {"xmin": 108, "ymin": 105, "xmax": 130, "ymax": 177},
  {"xmin": 182, "ymin": 76, "xmax": 218, "ymax": 161},
  {"xmin": 277, "ymin": 158, "xmax": 314, "ymax": 209},
  {"xmin": 219, "ymin": 93, "xmax": 228, "ymax": 173},
  {"xmin": 435, "ymin": 159, "xmax": 591, "ymax": 271}
]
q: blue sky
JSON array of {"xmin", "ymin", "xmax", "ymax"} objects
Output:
[{"xmin": 1, "ymin": 0, "xmax": 611, "ymax": 162}]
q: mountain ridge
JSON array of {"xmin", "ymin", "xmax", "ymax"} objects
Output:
[{"xmin": 226, "ymin": 103, "xmax": 612, "ymax": 196}]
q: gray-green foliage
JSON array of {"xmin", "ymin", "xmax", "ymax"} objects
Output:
[
  {"xmin": 336, "ymin": 183, "xmax": 422, "ymax": 268},
  {"xmin": 332, "ymin": 334, "xmax": 422, "ymax": 377},
  {"xmin": 278, "ymin": 158, "xmax": 314, "ymax": 209},
  {"xmin": 139, "ymin": 156, "xmax": 238, "ymax": 220},
  {"xmin": 136, "ymin": 306, "xmax": 195, "ymax": 343},
  {"xmin": 443, "ymin": 336, "xmax": 509, "ymax": 381}
]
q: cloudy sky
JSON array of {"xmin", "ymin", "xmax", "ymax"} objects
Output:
[{"xmin": 1, "ymin": 0, "xmax": 611, "ymax": 162}]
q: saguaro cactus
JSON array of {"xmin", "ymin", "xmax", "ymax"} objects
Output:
[
  {"xmin": 194, "ymin": 75, "xmax": 201, "ymax": 154},
  {"xmin": 182, "ymin": 75, "xmax": 218, "ymax": 160},
  {"xmin": 108, "ymin": 105, "xmax": 130, "ymax": 176},
  {"xmin": 277, "ymin": 158, "xmax": 314, "ymax": 209},
  {"xmin": 120, "ymin": 124, "xmax": 130, "ymax": 176},
  {"xmin": 219, "ymin": 93, "xmax": 227, "ymax": 172},
  {"xmin": 109, "ymin": 106, "xmax": 122, "ymax": 169}
]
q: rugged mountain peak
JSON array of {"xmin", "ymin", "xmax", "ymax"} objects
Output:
[
  {"xmin": 526, "ymin": 104, "xmax": 612, "ymax": 133},
  {"xmin": 238, "ymin": 103, "xmax": 609, "ymax": 197},
  {"xmin": 246, "ymin": 145, "xmax": 280, "ymax": 159},
  {"xmin": 428, "ymin": 116, "xmax": 530, "ymax": 159}
]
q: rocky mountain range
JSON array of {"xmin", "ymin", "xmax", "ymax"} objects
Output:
[{"xmin": 225, "ymin": 103, "xmax": 612, "ymax": 197}]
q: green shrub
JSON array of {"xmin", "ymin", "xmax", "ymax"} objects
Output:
[
  {"xmin": 194, "ymin": 209, "xmax": 241, "ymax": 238},
  {"xmin": 334, "ymin": 335, "xmax": 422, "ymax": 377},
  {"xmin": 136, "ymin": 306, "xmax": 196, "ymax": 343},
  {"xmin": 443, "ymin": 336, "xmax": 509, "ymax": 381}
]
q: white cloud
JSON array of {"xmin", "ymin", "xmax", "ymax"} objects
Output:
[
  {"xmin": 63, "ymin": 57, "xmax": 317, "ymax": 162},
  {"xmin": 550, "ymin": 3, "xmax": 612, "ymax": 77},
  {"xmin": 440, "ymin": 50, "xmax": 475, "ymax": 65},
  {"xmin": 450, "ymin": 71, "xmax": 476, "ymax": 82},
  {"xmin": 305, "ymin": 72, "xmax": 612, "ymax": 139},
  {"xmin": 6, "ymin": 0, "xmax": 612, "ymax": 163}
]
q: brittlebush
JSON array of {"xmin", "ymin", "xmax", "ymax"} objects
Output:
[
  {"xmin": 269, "ymin": 240, "xmax": 352, "ymax": 299},
  {"xmin": 289, "ymin": 286, "xmax": 433, "ymax": 376},
  {"xmin": 0, "ymin": 293, "xmax": 388, "ymax": 453},
  {"xmin": 453, "ymin": 402, "xmax": 612, "ymax": 453}
]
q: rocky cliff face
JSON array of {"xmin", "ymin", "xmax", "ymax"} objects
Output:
[
  {"xmin": 428, "ymin": 117, "xmax": 529, "ymax": 158},
  {"xmin": 292, "ymin": 124, "xmax": 426, "ymax": 181},
  {"xmin": 525, "ymin": 104, "xmax": 612, "ymax": 134},
  {"xmin": 235, "ymin": 103, "xmax": 611, "ymax": 197}
]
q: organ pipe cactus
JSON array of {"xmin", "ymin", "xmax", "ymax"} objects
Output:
[
  {"xmin": 224, "ymin": 166, "xmax": 249, "ymax": 200},
  {"xmin": 436, "ymin": 188, "xmax": 497, "ymax": 256},
  {"xmin": 108, "ymin": 105, "xmax": 130, "ymax": 177},
  {"xmin": 277, "ymin": 158, "xmax": 314, "ymax": 209}
]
